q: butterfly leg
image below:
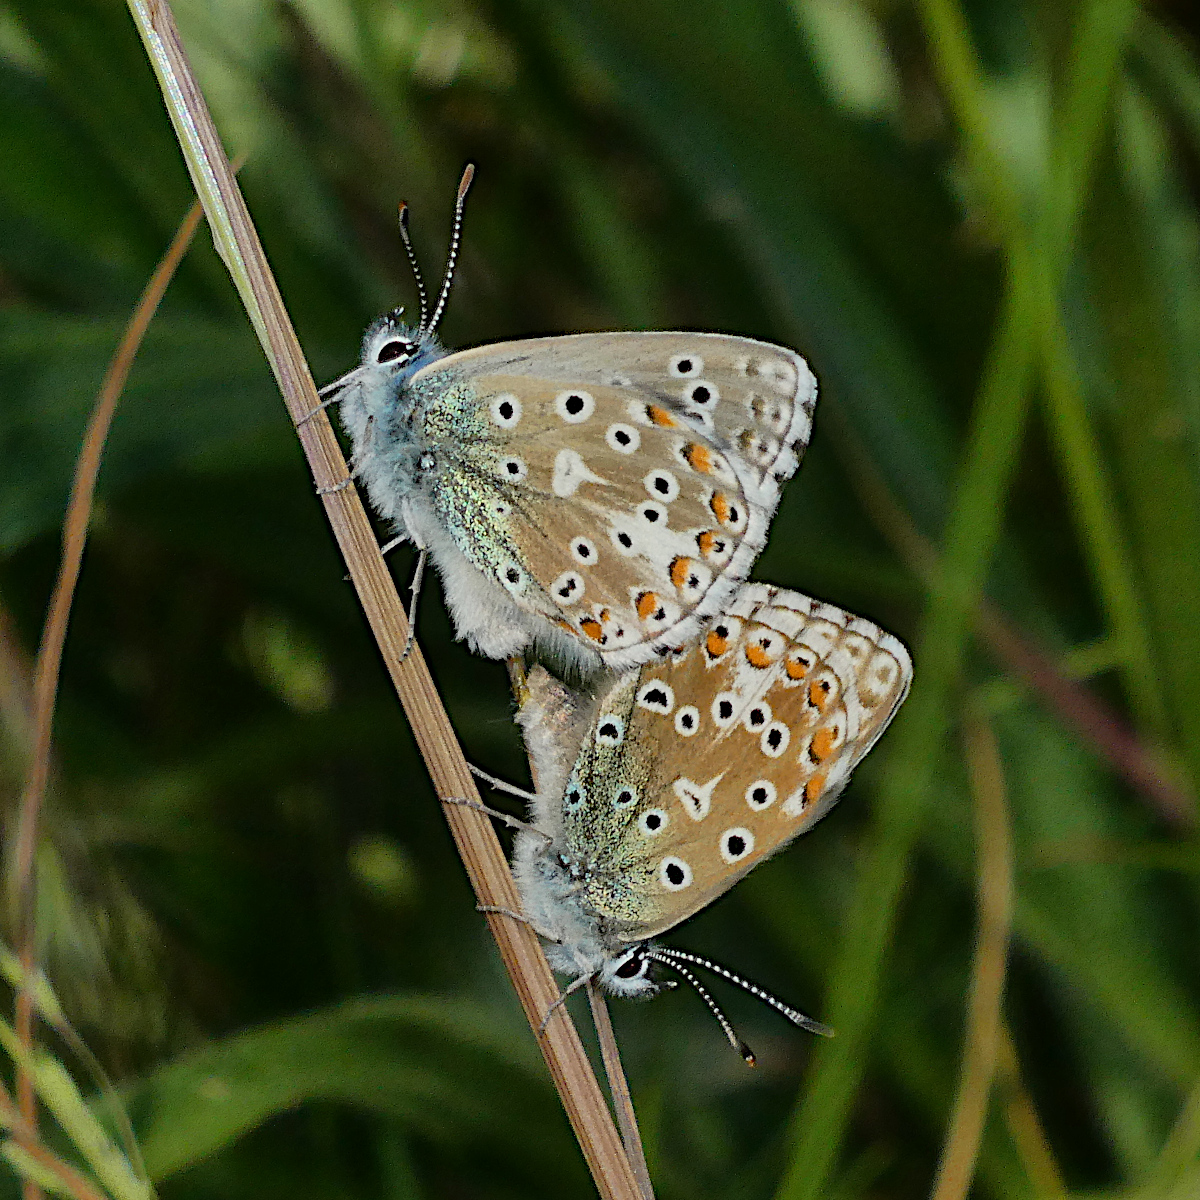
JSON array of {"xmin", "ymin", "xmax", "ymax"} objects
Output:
[
  {"xmin": 538, "ymin": 973, "xmax": 593, "ymax": 1035},
  {"xmin": 475, "ymin": 905, "xmax": 561, "ymax": 943},
  {"xmin": 295, "ymin": 391, "xmax": 341, "ymax": 426},
  {"xmin": 468, "ymin": 763, "xmax": 538, "ymax": 805},
  {"xmin": 397, "ymin": 547, "xmax": 427, "ymax": 663},
  {"xmin": 440, "ymin": 795, "xmax": 551, "ymax": 843}
]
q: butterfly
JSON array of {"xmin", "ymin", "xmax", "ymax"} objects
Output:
[
  {"xmin": 502, "ymin": 582, "xmax": 912, "ymax": 1058},
  {"xmin": 320, "ymin": 167, "xmax": 818, "ymax": 672}
]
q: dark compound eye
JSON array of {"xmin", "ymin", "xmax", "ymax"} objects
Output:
[
  {"xmin": 377, "ymin": 340, "xmax": 414, "ymax": 364},
  {"xmin": 615, "ymin": 954, "xmax": 644, "ymax": 979}
]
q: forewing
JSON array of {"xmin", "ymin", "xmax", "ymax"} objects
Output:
[
  {"xmin": 419, "ymin": 370, "xmax": 770, "ymax": 669},
  {"xmin": 418, "ymin": 332, "xmax": 817, "ymax": 499},
  {"xmin": 563, "ymin": 584, "xmax": 912, "ymax": 939}
]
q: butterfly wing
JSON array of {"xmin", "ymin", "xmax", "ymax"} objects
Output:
[
  {"xmin": 559, "ymin": 584, "xmax": 912, "ymax": 939},
  {"xmin": 409, "ymin": 362, "xmax": 774, "ymax": 669},
  {"xmin": 424, "ymin": 332, "xmax": 817, "ymax": 498}
]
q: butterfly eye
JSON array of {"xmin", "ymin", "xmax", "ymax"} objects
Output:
[
  {"xmin": 377, "ymin": 339, "xmax": 415, "ymax": 364},
  {"xmin": 614, "ymin": 952, "xmax": 647, "ymax": 979}
]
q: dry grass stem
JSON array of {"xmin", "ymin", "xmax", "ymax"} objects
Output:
[
  {"xmin": 930, "ymin": 707, "xmax": 1014, "ymax": 1200},
  {"xmin": 6, "ymin": 195, "xmax": 204, "ymax": 1200},
  {"xmin": 587, "ymin": 981, "xmax": 654, "ymax": 1200},
  {"xmin": 125, "ymin": 2, "xmax": 642, "ymax": 1195},
  {"xmin": 832, "ymin": 414, "xmax": 1195, "ymax": 830}
]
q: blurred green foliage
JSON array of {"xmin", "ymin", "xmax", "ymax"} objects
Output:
[{"xmin": 2, "ymin": 0, "xmax": 1200, "ymax": 1197}]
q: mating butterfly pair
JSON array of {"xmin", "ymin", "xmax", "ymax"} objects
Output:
[{"xmin": 322, "ymin": 167, "xmax": 912, "ymax": 1057}]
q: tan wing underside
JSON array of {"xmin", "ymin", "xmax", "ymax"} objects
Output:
[
  {"xmin": 437, "ymin": 374, "xmax": 765, "ymax": 661},
  {"xmin": 418, "ymin": 332, "xmax": 817, "ymax": 493},
  {"xmin": 572, "ymin": 585, "xmax": 912, "ymax": 939}
]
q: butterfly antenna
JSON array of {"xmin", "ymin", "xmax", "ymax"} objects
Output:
[
  {"xmin": 655, "ymin": 947, "xmax": 833, "ymax": 1038},
  {"xmin": 426, "ymin": 163, "xmax": 475, "ymax": 336},
  {"xmin": 647, "ymin": 951, "xmax": 757, "ymax": 1066},
  {"xmin": 397, "ymin": 203, "xmax": 430, "ymax": 334}
]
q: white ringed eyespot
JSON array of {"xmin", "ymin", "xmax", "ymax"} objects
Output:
[
  {"xmin": 635, "ymin": 679, "xmax": 674, "ymax": 714},
  {"xmin": 684, "ymin": 380, "xmax": 719, "ymax": 407},
  {"xmin": 570, "ymin": 536, "xmax": 598, "ymax": 565},
  {"xmin": 606, "ymin": 423, "xmax": 641, "ymax": 454},
  {"xmin": 761, "ymin": 721, "xmax": 791, "ymax": 758},
  {"xmin": 669, "ymin": 353, "xmax": 704, "ymax": 378},
  {"xmin": 659, "ymin": 856, "xmax": 693, "ymax": 890},
  {"xmin": 595, "ymin": 715, "xmax": 625, "ymax": 747},
  {"xmin": 674, "ymin": 706, "xmax": 700, "ymax": 736},
  {"xmin": 745, "ymin": 780, "xmax": 777, "ymax": 810},
  {"xmin": 555, "ymin": 390, "xmax": 595, "ymax": 423},
  {"xmin": 498, "ymin": 456, "xmax": 527, "ymax": 482},
  {"xmin": 643, "ymin": 470, "xmax": 680, "ymax": 502},
  {"xmin": 719, "ymin": 827, "xmax": 755, "ymax": 864},
  {"xmin": 489, "ymin": 393, "xmax": 522, "ymax": 428},
  {"xmin": 639, "ymin": 808, "xmax": 669, "ymax": 836}
]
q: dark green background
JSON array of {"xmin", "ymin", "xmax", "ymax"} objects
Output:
[{"xmin": 2, "ymin": 0, "xmax": 1200, "ymax": 1197}]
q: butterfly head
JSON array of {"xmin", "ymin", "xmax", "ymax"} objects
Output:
[{"xmin": 599, "ymin": 944, "xmax": 664, "ymax": 999}]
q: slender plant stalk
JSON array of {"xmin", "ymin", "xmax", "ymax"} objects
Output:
[
  {"xmin": 508, "ymin": 658, "xmax": 655, "ymax": 1199},
  {"xmin": 0, "ymin": 1077, "xmax": 107, "ymax": 1200},
  {"xmin": 930, "ymin": 706, "xmax": 1014, "ymax": 1200},
  {"xmin": 5, "ymin": 194, "xmax": 205, "ymax": 1200},
  {"xmin": 124, "ymin": 3, "xmax": 642, "ymax": 1195},
  {"xmin": 587, "ymin": 982, "xmax": 654, "ymax": 1200}
]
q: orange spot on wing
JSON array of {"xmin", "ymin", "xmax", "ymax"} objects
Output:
[
  {"xmin": 785, "ymin": 654, "xmax": 810, "ymax": 680},
  {"xmin": 810, "ymin": 727, "xmax": 836, "ymax": 761},
  {"xmin": 669, "ymin": 557, "xmax": 693, "ymax": 588},
  {"xmin": 706, "ymin": 629, "xmax": 728, "ymax": 658},
  {"xmin": 805, "ymin": 774, "xmax": 826, "ymax": 804},
  {"xmin": 809, "ymin": 678, "xmax": 832, "ymax": 711},
  {"xmin": 636, "ymin": 591, "xmax": 660, "ymax": 620},
  {"xmin": 709, "ymin": 492, "xmax": 732, "ymax": 523},
  {"xmin": 696, "ymin": 530, "xmax": 717, "ymax": 555},
  {"xmin": 580, "ymin": 617, "xmax": 605, "ymax": 642},
  {"xmin": 682, "ymin": 443, "xmax": 712, "ymax": 473},
  {"xmin": 647, "ymin": 405, "xmax": 677, "ymax": 428},
  {"xmin": 745, "ymin": 641, "xmax": 772, "ymax": 669}
]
